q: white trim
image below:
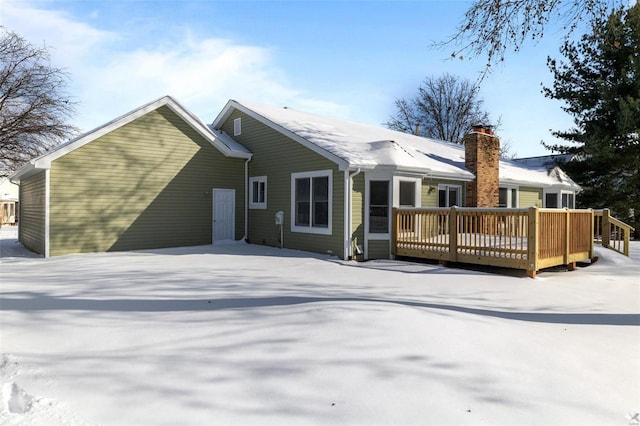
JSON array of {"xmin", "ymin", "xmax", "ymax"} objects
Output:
[
  {"xmin": 212, "ymin": 188, "xmax": 236, "ymax": 242},
  {"xmin": 11, "ymin": 96, "xmax": 252, "ymax": 182},
  {"xmin": 344, "ymin": 170, "xmax": 350, "ymax": 260},
  {"xmin": 543, "ymin": 188, "xmax": 576, "ymax": 208},
  {"xmin": 248, "ymin": 176, "xmax": 267, "ymax": 209},
  {"xmin": 345, "ymin": 168, "xmax": 362, "ymax": 259},
  {"xmin": 393, "ymin": 176, "xmax": 422, "ymax": 208},
  {"xmin": 290, "ymin": 169, "xmax": 333, "ymax": 235},
  {"xmin": 44, "ymin": 169, "xmax": 50, "ymax": 258},
  {"xmin": 560, "ymin": 191, "xmax": 575, "ymax": 209},
  {"xmin": 213, "ymin": 100, "xmax": 349, "ymax": 171},
  {"xmin": 244, "ymin": 158, "xmax": 250, "ymax": 240},
  {"xmin": 365, "ymin": 173, "xmax": 393, "ymax": 246}
]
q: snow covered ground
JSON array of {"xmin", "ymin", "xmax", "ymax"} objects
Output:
[{"xmin": 1, "ymin": 225, "xmax": 638, "ymax": 425}]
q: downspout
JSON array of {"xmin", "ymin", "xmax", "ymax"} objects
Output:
[
  {"xmin": 345, "ymin": 168, "xmax": 361, "ymax": 259},
  {"xmin": 243, "ymin": 157, "xmax": 251, "ymax": 241}
]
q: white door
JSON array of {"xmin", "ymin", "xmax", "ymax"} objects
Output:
[{"xmin": 212, "ymin": 189, "xmax": 235, "ymax": 242}]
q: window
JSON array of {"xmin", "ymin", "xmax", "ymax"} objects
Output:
[
  {"xmin": 399, "ymin": 181, "xmax": 416, "ymax": 207},
  {"xmin": 233, "ymin": 117, "xmax": 242, "ymax": 136},
  {"xmin": 545, "ymin": 191, "xmax": 575, "ymax": 209},
  {"xmin": 561, "ymin": 192, "xmax": 575, "ymax": 209},
  {"xmin": 369, "ymin": 180, "xmax": 389, "ymax": 233},
  {"xmin": 249, "ymin": 176, "xmax": 267, "ymax": 209},
  {"xmin": 499, "ymin": 187, "xmax": 518, "ymax": 208},
  {"xmin": 291, "ymin": 170, "xmax": 332, "ymax": 234},
  {"xmin": 397, "ymin": 180, "xmax": 419, "ymax": 233},
  {"xmin": 438, "ymin": 184, "xmax": 461, "ymax": 207}
]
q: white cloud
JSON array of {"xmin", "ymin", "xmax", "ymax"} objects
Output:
[
  {"xmin": 2, "ymin": 0, "xmax": 116, "ymax": 65},
  {"xmin": 2, "ymin": 0, "xmax": 348, "ymax": 131}
]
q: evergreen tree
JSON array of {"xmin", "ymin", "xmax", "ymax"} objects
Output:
[{"xmin": 544, "ymin": 3, "xmax": 640, "ymax": 234}]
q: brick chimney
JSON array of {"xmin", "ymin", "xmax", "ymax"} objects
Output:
[{"xmin": 464, "ymin": 125, "xmax": 500, "ymax": 207}]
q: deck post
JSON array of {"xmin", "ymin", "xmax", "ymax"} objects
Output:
[
  {"xmin": 564, "ymin": 208, "xmax": 571, "ymax": 266},
  {"xmin": 527, "ymin": 206, "xmax": 538, "ymax": 278},
  {"xmin": 391, "ymin": 208, "xmax": 398, "ymax": 256},
  {"xmin": 623, "ymin": 223, "xmax": 631, "ymax": 257},
  {"xmin": 589, "ymin": 209, "xmax": 595, "ymax": 260},
  {"xmin": 602, "ymin": 208, "xmax": 610, "ymax": 249},
  {"xmin": 448, "ymin": 206, "xmax": 458, "ymax": 263}
]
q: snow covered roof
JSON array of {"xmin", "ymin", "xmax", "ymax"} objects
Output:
[
  {"xmin": 512, "ymin": 154, "xmax": 576, "ymax": 169},
  {"xmin": 214, "ymin": 100, "xmax": 580, "ymax": 189},
  {"xmin": 11, "ymin": 96, "xmax": 252, "ymax": 183}
]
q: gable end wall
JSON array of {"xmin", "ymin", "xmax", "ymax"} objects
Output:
[
  {"xmin": 220, "ymin": 109, "xmax": 345, "ymax": 258},
  {"xmin": 48, "ymin": 106, "xmax": 246, "ymax": 256}
]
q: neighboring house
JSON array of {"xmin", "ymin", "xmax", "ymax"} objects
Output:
[
  {"xmin": 0, "ymin": 177, "xmax": 19, "ymax": 225},
  {"xmin": 10, "ymin": 96, "xmax": 251, "ymax": 257},
  {"xmin": 12, "ymin": 96, "xmax": 580, "ymax": 259}
]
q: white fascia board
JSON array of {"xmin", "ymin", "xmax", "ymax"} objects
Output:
[
  {"xmin": 36, "ymin": 96, "xmax": 180, "ymax": 168},
  {"xmin": 357, "ymin": 164, "xmax": 474, "ymax": 182},
  {"xmin": 213, "ymin": 100, "xmax": 349, "ymax": 171},
  {"xmin": 424, "ymin": 171, "xmax": 475, "ymax": 182},
  {"xmin": 10, "ymin": 162, "xmax": 38, "ymax": 183},
  {"xmin": 15, "ymin": 96, "xmax": 251, "ymax": 179},
  {"xmin": 500, "ymin": 176, "xmax": 581, "ymax": 191},
  {"xmin": 163, "ymin": 97, "xmax": 251, "ymax": 159}
]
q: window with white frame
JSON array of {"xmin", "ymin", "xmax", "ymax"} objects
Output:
[
  {"xmin": 561, "ymin": 192, "xmax": 575, "ymax": 208},
  {"xmin": 438, "ymin": 184, "xmax": 461, "ymax": 207},
  {"xmin": 396, "ymin": 179, "xmax": 420, "ymax": 233},
  {"xmin": 545, "ymin": 192, "xmax": 559, "ymax": 208},
  {"xmin": 399, "ymin": 181, "xmax": 416, "ymax": 207},
  {"xmin": 499, "ymin": 186, "xmax": 518, "ymax": 208},
  {"xmin": 291, "ymin": 170, "xmax": 332, "ymax": 234},
  {"xmin": 544, "ymin": 190, "xmax": 575, "ymax": 208},
  {"xmin": 369, "ymin": 180, "xmax": 390, "ymax": 233},
  {"xmin": 233, "ymin": 117, "xmax": 242, "ymax": 136},
  {"xmin": 249, "ymin": 176, "xmax": 267, "ymax": 209}
]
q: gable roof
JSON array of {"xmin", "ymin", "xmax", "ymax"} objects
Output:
[
  {"xmin": 213, "ymin": 100, "xmax": 580, "ymax": 189},
  {"xmin": 11, "ymin": 95, "xmax": 251, "ymax": 183}
]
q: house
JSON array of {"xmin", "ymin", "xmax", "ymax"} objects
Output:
[
  {"xmin": 11, "ymin": 96, "xmax": 580, "ymax": 259},
  {"xmin": 10, "ymin": 96, "xmax": 251, "ymax": 257},
  {"xmin": 210, "ymin": 101, "xmax": 579, "ymax": 260},
  {"xmin": 0, "ymin": 177, "xmax": 19, "ymax": 225}
]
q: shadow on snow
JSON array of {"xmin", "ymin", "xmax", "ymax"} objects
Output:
[{"xmin": 2, "ymin": 293, "xmax": 638, "ymax": 326}]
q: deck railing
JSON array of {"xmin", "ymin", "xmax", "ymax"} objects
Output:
[
  {"xmin": 593, "ymin": 209, "xmax": 635, "ymax": 257},
  {"xmin": 392, "ymin": 207, "xmax": 595, "ymax": 278}
]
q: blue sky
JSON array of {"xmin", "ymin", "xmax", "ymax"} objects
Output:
[{"xmin": 3, "ymin": 0, "xmax": 577, "ymax": 157}]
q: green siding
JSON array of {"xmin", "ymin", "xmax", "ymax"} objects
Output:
[
  {"xmin": 19, "ymin": 171, "xmax": 46, "ymax": 255},
  {"xmin": 368, "ymin": 240, "xmax": 390, "ymax": 259},
  {"xmin": 519, "ymin": 187, "xmax": 543, "ymax": 207},
  {"xmin": 48, "ymin": 106, "xmax": 246, "ymax": 256},
  {"xmin": 221, "ymin": 110, "xmax": 345, "ymax": 258},
  {"xmin": 351, "ymin": 173, "xmax": 365, "ymax": 258}
]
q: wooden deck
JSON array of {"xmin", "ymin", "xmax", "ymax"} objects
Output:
[{"xmin": 392, "ymin": 207, "xmax": 610, "ymax": 278}]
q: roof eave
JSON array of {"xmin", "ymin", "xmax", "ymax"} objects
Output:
[
  {"xmin": 15, "ymin": 96, "xmax": 252, "ymax": 178},
  {"xmin": 213, "ymin": 100, "xmax": 349, "ymax": 171}
]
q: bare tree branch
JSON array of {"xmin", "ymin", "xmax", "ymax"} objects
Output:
[
  {"xmin": 385, "ymin": 74, "xmax": 491, "ymax": 144},
  {"xmin": 0, "ymin": 27, "xmax": 78, "ymax": 177},
  {"xmin": 437, "ymin": 0, "xmax": 625, "ymax": 78}
]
